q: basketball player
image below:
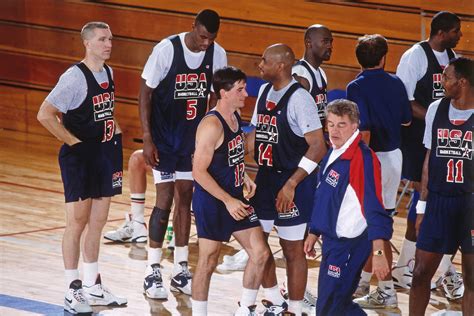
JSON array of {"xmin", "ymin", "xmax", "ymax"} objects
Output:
[
  {"xmin": 191, "ymin": 66, "xmax": 272, "ymax": 316},
  {"xmin": 293, "ymin": 24, "xmax": 333, "ymax": 129},
  {"xmin": 410, "ymin": 57, "xmax": 473, "ymax": 315},
  {"xmin": 347, "ymin": 34, "xmax": 411, "ymax": 308},
  {"xmin": 304, "ymin": 99, "xmax": 393, "ymax": 316},
  {"xmin": 247, "ymin": 44, "xmax": 327, "ymax": 316},
  {"xmin": 37, "ymin": 22, "xmax": 127, "ymax": 313},
  {"xmin": 139, "ymin": 9, "xmax": 227, "ymax": 299},
  {"xmin": 395, "ymin": 11, "xmax": 464, "ymax": 297}
]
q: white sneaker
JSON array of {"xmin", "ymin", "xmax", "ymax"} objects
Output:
[
  {"xmin": 104, "ymin": 213, "xmax": 147, "ymax": 243},
  {"xmin": 353, "ymin": 281, "xmax": 370, "ymax": 298},
  {"xmin": 83, "ymin": 274, "xmax": 127, "ymax": 306},
  {"xmin": 234, "ymin": 303, "xmax": 257, "ymax": 315},
  {"xmin": 217, "ymin": 249, "xmax": 249, "ymax": 272},
  {"xmin": 170, "ymin": 262, "xmax": 192, "ymax": 295},
  {"xmin": 64, "ymin": 279, "xmax": 92, "ymax": 314},
  {"xmin": 144, "ymin": 264, "xmax": 168, "ymax": 299},
  {"xmin": 441, "ymin": 272, "xmax": 464, "ymax": 300},
  {"xmin": 353, "ymin": 287, "xmax": 398, "ymax": 309},
  {"xmin": 392, "ymin": 265, "xmax": 412, "ymax": 289}
]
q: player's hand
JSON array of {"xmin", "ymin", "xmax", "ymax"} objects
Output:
[
  {"xmin": 275, "ymin": 182, "xmax": 295, "ymax": 213},
  {"xmin": 415, "ymin": 214, "xmax": 424, "ymax": 238},
  {"xmin": 243, "ymin": 173, "xmax": 257, "ymax": 199},
  {"xmin": 304, "ymin": 233, "xmax": 319, "ymax": 258},
  {"xmin": 372, "ymin": 254, "xmax": 390, "ymax": 280},
  {"xmin": 142, "ymin": 136, "xmax": 159, "ymax": 167},
  {"xmin": 224, "ymin": 197, "xmax": 250, "ymax": 221}
]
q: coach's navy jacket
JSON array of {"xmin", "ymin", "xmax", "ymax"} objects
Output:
[{"xmin": 309, "ymin": 132, "xmax": 393, "ymax": 241}]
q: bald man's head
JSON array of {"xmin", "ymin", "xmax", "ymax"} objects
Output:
[
  {"xmin": 304, "ymin": 24, "xmax": 333, "ymax": 63},
  {"xmin": 258, "ymin": 44, "xmax": 295, "ymax": 82}
]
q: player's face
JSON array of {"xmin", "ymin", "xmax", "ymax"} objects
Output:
[
  {"xmin": 309, "ymin": 29, "xmax": 333, "ymax": 61},
  {"xmin": 258, "ymin": 50, "xmax": 280, "ymax": 81},
  {"xmin": 191, "ymin": 23, "xmax": 217, "ymax": 51},
  {"xmin": 442, "ymin": 65, "xmax": 461, "ymax": 99},
  {"xmin": 327, "ymin": 112, "xmax": 358, "ymax": 149},
  {"xmin": 224, "ymin": 80, "xmax": 248, "ymax": 109},
  {"xmin": 441, "ymin": 22, "xmax": 462, "ymax": 49},
  {"xmin": 86, "ymin": 28, "xmax": 113, "ymax": 61}
]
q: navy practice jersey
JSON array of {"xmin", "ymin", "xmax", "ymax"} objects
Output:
[
  {"xmin": 62, "ymin": 62, "xmax": 115, "ymax": 142},
  {"xmin": 428, "ymin": 98, "xmax": 473, "ymax": 195},
  {"xmin": 150, "ymin": 35, "xmax": 214, "ymax": 155}
]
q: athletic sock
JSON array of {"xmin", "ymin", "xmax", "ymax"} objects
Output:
[
  {"xmin": 65, "ymin": 269, "xmax": 80, "ymax": 289},
  {"xmin": 264, "ymin": 285, "xmax": 286, "ymax": 305},
  {"xmin": 240, "ymin": 288, "xmax": 258, "ymax": 308},
  {"xmin": 360, "ymin": 270, "xmax": 373, "ymax": 284},
  {"xmin": 438, "ymin": 254, "xmax": 456, "ymax": 276},
  {"xmin": 379, "ymin": 280, "xmax": 396, "ymax": 295},
  {"xmin": 288, "ymin": 300, "xmax": 303, "ymax": 316},
  {"xmin": 82, "ymin": 262, "xmax": 98, "ymax": 287},
  {"xmin": 173, "ymin": 246, "xmax": 189, "ymax": 275},
  {"xmin": 130, "ymin": 193, "xmax": 145, "ymax": 223},
  {"xmin": 148, "ymin": 247, "xmax": 163, "ymax": 266},
  {"xmin": 396, "ymin": 238, "xmax": 416, "ymax": 267},
  {"xmin": 191, "ymin": 299, "xmax": 207, "ymax": 316}
]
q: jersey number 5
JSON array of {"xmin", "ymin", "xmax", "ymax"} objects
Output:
[
  {"xmin": 186, "ymin": 99, "xmax": 197, "ymax": 120},
  {"xmin": 258, "ymin": 143, "xmax": 273, "ymax": 167},
  {"xmin": 446, "ymin": 159, "xmax": 464, "ymax": 183}
]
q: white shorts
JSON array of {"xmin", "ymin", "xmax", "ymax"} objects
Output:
[
  {"xmin": 152, "ymin": 169, "xmax": 193, "ymax": 184},
  {"xmin": 376, "ymin": 149, "xmax": 402, "ymax": 209},
  {"xmin": 259, "ymin": 220, "xmax": 307, "ymax": 241}
]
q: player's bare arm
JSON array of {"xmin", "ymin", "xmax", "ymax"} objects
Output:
[
  {"xmin": 193, "ymin": 115, "xmax": 250, "ymax": 220},
  {"xmin": 410, "ymin": 100, "xmax": 428, "ymax": 120},
  {"xmin": 415, "ymin": 149, "xmax": 430, "ymax": 236},
  {"xmin": 292, "ymin": 74, "xmax": 310, "ymax": 91},
  {"xmin": 37, "ymin": 101, "xmax": 81, "ymax": 146},
  {"xmin": 138, "ymin": 79, "xmax": 159, "ymax": 166},
  {"xmin": 276, "ymin": 128, "xmax": 327, "ymax": 212}
]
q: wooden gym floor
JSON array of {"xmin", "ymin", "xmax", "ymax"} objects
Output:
[{"xmin": 0, "ymin": 128, "xmax": 463, "ymax": 315}]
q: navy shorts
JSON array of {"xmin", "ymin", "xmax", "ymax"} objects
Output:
[
  {"xmin": 417, "ymin": 191, "xmax": 474, "ymax": 254},
  {"xmin": 153, "ymin": 151, "xmax": 192, "ymax": 173},
  {"xmin": 192, "ymin": 187, "xmax": 260, "ymax": 242},
  {"xmin": 316, "ymin": 232, "xmax": 370, "ymax": 316},
  {"xmin": 401, "ymin": 126, "xmax": 425, "ymax": 182},
  {"xmin": 251, "ymin": 168, "xmax": 317, "ymax": 226},
  {"xmin": 58, "ymin": 134, "xmax": 123, "ymax": 203}
]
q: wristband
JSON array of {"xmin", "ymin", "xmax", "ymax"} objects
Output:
[
  {"xmin": 298, "ymin": 156, "xmax": 318, "ymax": 174},
  {"xmin": 416, "ymin": 200, "xmax": 426, "ymax": 214}
]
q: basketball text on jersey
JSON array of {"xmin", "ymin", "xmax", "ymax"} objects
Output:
[
  {"xmin": 432, "ymin": 73, "xmax": 444, "ymax": 99},
  {"xmin": 174, "ymin": 73, "xmax": 208, "ymax": 99},
  {"xmin": 92, "ymin": 92, "xmax": 115, "ymax": 121},
  {"xmin": 436, "ymin": 129, "xmax": 472, "ymax": 160},
  {"xmin": 256, "ymin": 114, "xmax": 279, "ymax": 143}
]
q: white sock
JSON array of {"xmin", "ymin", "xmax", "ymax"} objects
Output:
[
  {"xmin": 83, "ymin": 262, "xmax": 98, "ymax": 287},
  {"xmin": 396, "ymin": 238, "xmax": 416, "ymax": 267},
  {"xmin": 191, "ymin": 299, "xmax": 207, "ymax": 316},
  {"xmin": 240, "ymin": 288, "xmax": 258, "ymax": 308},
  {"xmin": 360, "ymin": 270, "xmax": 372, "ymax": 284},
  {"xmin": 65, "ymin": 269, "xmax": 80, "ymax": 289},
  {"xmin": 130, "ymin": 193, "xmax": 145, "ymax": 223},
  {"xmin": 378, "ymin": 280, "xmax": 395, "ymax": 294},
  {"xmin": 264, "ymin": 285, "xmax": 285, "ymax": 305},
  {"xmin": 288, "ymin": 300, "xmax": 303, "ymax": 316},
  {"xmin": 148, "ymin": 247, "xmax": 163, "ymax": 266},
  {"xmin": 438, "ymin": 254, "xmax": 456, "ymax": 276},
  {"xmin": 173, "ymin": 246, "xmax": 189, "ymax": 274}
]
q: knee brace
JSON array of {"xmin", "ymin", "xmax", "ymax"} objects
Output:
[{"xmin": 149, "ymin": 207, "xmax": 170, "ymax": 243}]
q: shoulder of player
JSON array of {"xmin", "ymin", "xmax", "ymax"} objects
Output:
[
  {"xmin": 200, "ymin": 113, "xmax": 224, "ymax": 132},
  {"xmin": 213, "ymin": 41, "xmax": 226, "ymax": 55},
  {"xmin": 151, "ymin": 37, "xmax": 174, "ymax": 53},
  {"xmin": 427, "ymin": 99, "xmax": 442, "ymax": 114},
  {"xmin": 58, "ymin": 65, "xmax": 86, "ymax": 84}
]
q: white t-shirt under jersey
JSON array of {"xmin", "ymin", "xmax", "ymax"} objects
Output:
[
  {"xmin": 46, "ymin": 64, "xmax": 112, "ymax": 113},
  {"xmin": 292, "ymin": 59, "xmax": 328, "ymax": 92},
  {"xmin": 396, "ymin": 43, "xmax": 456, "ymax": 101},
  {"xmin": 423, "ymin": 99, "xmax": 474, "ymax": 149},
  {"xmin": 141, "ymin": 32, "xmax": 227, "ymax": 89},
  {"xmin": 250, "ymin": 79, "xmax": 322, "ymax": 137}
]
